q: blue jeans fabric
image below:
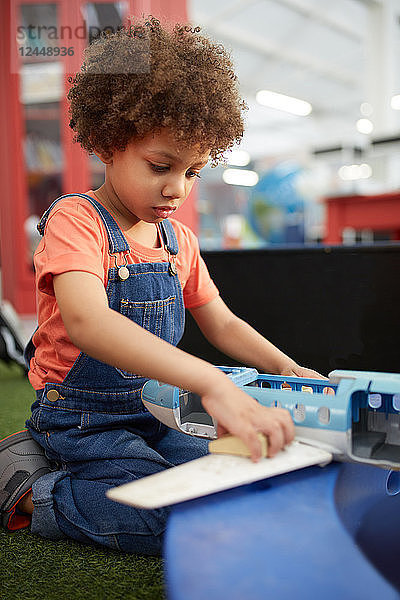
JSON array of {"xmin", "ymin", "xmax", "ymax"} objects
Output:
[
  {"xmin": 28, "ymin": 403, "xmax": 208, "ymax": 554},
  {"xmin": 25, "ymin": 194, "xmax": 208, "ymax": 555}
]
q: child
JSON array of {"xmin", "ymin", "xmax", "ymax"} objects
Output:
[{"xmin": 0, "ymin": 18, "xmax": 323, "ymax": 554}]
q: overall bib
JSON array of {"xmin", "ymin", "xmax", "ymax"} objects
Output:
[{"xmin": 25, "ymin": 194, "xmax": 208, "ymax": 555}]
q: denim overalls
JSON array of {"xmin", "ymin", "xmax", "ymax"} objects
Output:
[{"xmin": 25, "ymin": 194, "xmax": 208, "ymax": 555}]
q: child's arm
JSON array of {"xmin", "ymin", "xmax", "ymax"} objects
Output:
[
  {"xmin": 189, "ymin": 296, "xmax": 324, "ymax": 379},
  {"xmin": 54, "ymin": 271, "xmax": 294, "ymax": 461}
]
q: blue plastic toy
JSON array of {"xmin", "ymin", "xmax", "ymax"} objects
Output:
[{"xmin": 142, "ymin": 367, "xmax": 400, "ymax": 470}]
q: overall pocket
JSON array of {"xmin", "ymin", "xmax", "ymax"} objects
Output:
[{"xmin": 117, "ymin": 296, "xmax": 176, "ymax": 378}]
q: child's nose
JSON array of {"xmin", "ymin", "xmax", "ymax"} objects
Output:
[{"xmin": 161, "ymin": 176, "xmax": 186, "ymax": 200}]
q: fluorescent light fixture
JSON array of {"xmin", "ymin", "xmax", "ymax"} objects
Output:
[
  {"xmin": 256, "ymin": 90, "xmax": 312, "ymax": 116},
  {"xmin": 360, "ymin": 102, "xmax": 373, "ymax": 117},
  {"xmin": 227, "ymin": 150, "xmax": 251, "ymax": 167},
  {"xmin": 222, "ymin": 168, "xmax": 259, "ymax": 187},
  {"xmin": 338, "ymin": 163, "xmax": 372, "ymax": 181},
  {"xmin": 356, "ymin": 118, "xmax": 373, "ymax": 134},
  {"xmin": 391, "ymin": 95, "xmax": 400, "ymax": 110}
]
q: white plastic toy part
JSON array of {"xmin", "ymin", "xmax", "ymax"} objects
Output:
[{"xmin": 106, "ymin": 441, "xmax": 332, "ymax": 509}]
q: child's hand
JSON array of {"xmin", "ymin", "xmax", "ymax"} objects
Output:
[
  {"xmin": 201, "ymin": 380, "xmax": 295, "ymax": 463},
  {"xmin": 281, "ymin": 363, "xmax": 327, "ymax": 380}
]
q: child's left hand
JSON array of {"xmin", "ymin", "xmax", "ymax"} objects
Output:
[{"xmin": 281, "ymin": 363, "xmax": 327, "ymax": 379}]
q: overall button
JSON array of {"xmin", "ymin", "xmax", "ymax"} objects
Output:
[
  {"xmin": 47, "ymin": 389, "xmax": 60, "ymax": 402},
  {"xmin": 118, "ymin": 266, "xmax": 129, "ymax": 281}
]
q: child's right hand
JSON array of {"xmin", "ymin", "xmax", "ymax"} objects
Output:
[{"xmin": 200, "ymin": 379, "xmax": 295, "ymax": 462}]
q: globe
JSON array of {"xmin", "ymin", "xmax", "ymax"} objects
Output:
[{"xmin": 248, "ymin": 162, "xmax": 305, "ymax": 244}]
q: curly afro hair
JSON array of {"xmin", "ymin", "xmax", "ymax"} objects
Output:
[{"xmin": 67, "ymin": 16, "xmax": 247, "ymax": 165}]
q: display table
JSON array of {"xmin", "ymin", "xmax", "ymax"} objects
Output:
[{"xmin": 165, "ymin": 462, "xmax": 400, "ymax": 600}]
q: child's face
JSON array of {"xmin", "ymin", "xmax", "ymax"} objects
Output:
[{"xmin": 103, "ymin": 128, "xmax": 210, "ymax": 226}]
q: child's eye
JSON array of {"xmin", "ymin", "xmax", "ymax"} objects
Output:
[
  {"xmin": 149, "ymin": 163, "xmax": 201, "ymax": 179},
  {"xmin": 150, "ymin": 163, "xmax": 169, "ymax": 173},
  {"xmin": 186, "ymin": 170, "xmax": 201, "ymax": 179}
]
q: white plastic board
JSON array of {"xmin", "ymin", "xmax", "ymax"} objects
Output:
[{"xmin": 106, "ymin": 441, "xmax": 332, "ymax": 509}]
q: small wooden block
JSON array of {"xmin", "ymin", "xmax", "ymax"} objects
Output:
[{"xmin": 208, "ymin": 433, "xmax": 268, "ymax": 458}]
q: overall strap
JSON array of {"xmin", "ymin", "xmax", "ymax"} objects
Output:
[
  {"xmin": 37, "ymin": 193, "xmax": 130, "ymax": 254},
  {"xmin": 158, "ymin": 219, "xmax": 178, "ymax": 255}
]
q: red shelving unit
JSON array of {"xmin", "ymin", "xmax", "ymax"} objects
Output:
[{"xmin": 324, "ymin": 192, "xmax": 400, "ymax": 244}]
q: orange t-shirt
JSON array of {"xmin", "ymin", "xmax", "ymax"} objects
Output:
[{"xmin": 28, "ymin": 192, "xmax": 219, "ymax": 390}]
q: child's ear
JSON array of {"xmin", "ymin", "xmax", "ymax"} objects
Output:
[{"xmin": 93, "ymin": 149, "xmax": 113, "ymax": 165}]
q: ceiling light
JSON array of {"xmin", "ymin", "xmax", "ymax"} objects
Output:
[
  {"xmin": 256, "ymin": 90, "xmax": 312, "ymax": 116},
  {"xmin": 359, "ymin": 163, "xmax": 372, "ymax": 178},
  {"xmin": 227, "ymin": 150, "xmax": 251, "ymax": 167},
  {"xmin": 356, "ymin": 118, "xmax": 373, "ymax": 134},
  {"xmin": 391, "ymin": 95, "xmax": 400, "ymax": 110},
  {"xmin": 338, "ymin": 163, "xmax": 372, "ymax": 181},
  {"xmin": 222, "ymin": 168, "xmax": 259, "ymax": 187},
  {"xmin": 360, "ymin": 102, "xmax": 373, "ymax": 117}
]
